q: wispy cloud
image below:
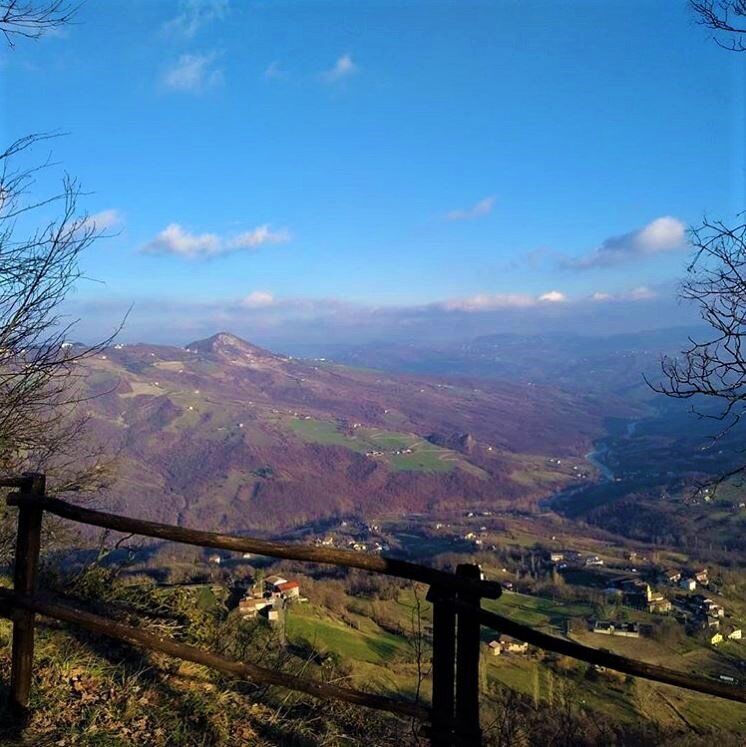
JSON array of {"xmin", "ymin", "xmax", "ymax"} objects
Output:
[
  {"xmin": 228, "ymin": 225, "xmax": 291, "ymax": 250},
  {"xmin": 82, "ymin": 209, "xmax": 123, "ymax": 232},
  {"xmin": 446, "ymin": 195, "xmax": 495, "ymax": 221},
  {"xmin": 591, "ymin": 286, "xmax": 657, "ymax": 302},
  {"xmin": 563, "ymin": 216, "xmax": 686, "ymax": 270},
  {"xmin": 439, "ymin": 289, "xmax": 565, "ymax": 312},
  {"xmin": 321, "ymin": 54, "xmax": 357, "ymax": 83},
  {"xmin": 625, "ymin": 285, "xmax": 656, "ymax": 300},
  {"xmin": 162, "ymin": 52, "xmax": 223, "ymax": 93},
  {"xmin": 439, "ymin": 293, "xmax": 535, "ymax": 312},
  {"xmin": 163, "ymin": 0, "xmax": 228, "ymax": 39},
  {"xmin": 264, "ymin": 61, "xmax": 286, "ymax": 80},
  {"xmin": 141, "ymin": 223, "xmax": 290, "ymax": 259}
]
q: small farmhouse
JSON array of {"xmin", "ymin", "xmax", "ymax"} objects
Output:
[
  {"xmin": 277, "ymin": 580, "xmax": 300, "ymax": 599},
  {"xmin": 498, "ymin": 635, "xmax": 529, "ymax": 654},
  {"xmin": 693, "ymin": 568, "xmax": 709, "ymax": 584},
  {"xmin": 264, "ymin": 576, "xmax": 301, "ymax": 601}
]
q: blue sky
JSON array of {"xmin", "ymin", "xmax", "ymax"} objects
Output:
[{"xmin": 1, "ymin": 0, "xmax": 743, "ymax": 345}]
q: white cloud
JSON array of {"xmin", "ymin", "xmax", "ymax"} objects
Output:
[
  {"xmin": 591, "ymin": 292, "xmax": 612, "ymax": 301},
  {"xmin": 241, "ymin": 291, "xmax": 275, "ymax": 309},
  {"xmin": 636, "ymin": 217, "xmax": 685, "ymax": 251},
  {"xmin": 564, "ymin": 216, "xmax": 686, "ymax": 269},
  {"xmin": 446, "ymin": 195, "xmax": 495, "ymax": 221},
  {"xmin": 142, "ymin": 224, "xmax": 221, "ymax": 257},
  {"xmin": 163, "ymin": 0, "xmax": 228, "ymax": 38},
  {"xmin": 162, "ymin": 53, "xmax": 223, "ymax": 93},
  {"xmin": 227, "ymin": 225, "xmax": 291, "ymax": 249},
  {"xmin": 538, "ymin": 290, "xmax": 567, "ymax": 303},
  {"xmin": 141, "ymin": 222, "xmax": 290, "ymax": 259},
  {"xmin": 322, "ymin": 54, "xmax": 357, "ymax": 83}
]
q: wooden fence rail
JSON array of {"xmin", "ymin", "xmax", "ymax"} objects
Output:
[
  {"xmin": 0, "ymin": 588, "xmax": 428, "ymax": 721},
  {"xmin": 20, "ymin": 492, "xmax": 502, "ymax": 600},
  {"xmin": 1, "ymin": 473, "xmax": 744, "ymax": 746}
]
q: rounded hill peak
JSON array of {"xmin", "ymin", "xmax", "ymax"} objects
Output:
[{"xmin": 185, "ymin": 332, "xmax": 280, "ymax": 364}]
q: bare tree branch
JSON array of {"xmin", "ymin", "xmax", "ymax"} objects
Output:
[
  {"xmin": 649, "ymin": 218, "xmax": 746, "ymax": 487},
  {"xmin": 690, "ymin": 1, "xmax": 746, "ymax": 51},
  {"xmin": 0, "ymin": 132, "xmax": 125, "ymax": 561},
  {"xmin": 0, "ymin": 1, "xmax": 76, "ymax": 47}
]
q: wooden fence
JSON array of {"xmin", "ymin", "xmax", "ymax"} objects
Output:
[{"xmin": 0, "ymin": 473, "xmax": 744, "ymax": 745}]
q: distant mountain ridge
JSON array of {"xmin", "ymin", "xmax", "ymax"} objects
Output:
[
  {"xmin": 77, "ymin": 331, "xmax": 621, "ymax": 533},
  {"xmin": 277, "ymin": 327, "xmax": 702, "ymax": 397}
]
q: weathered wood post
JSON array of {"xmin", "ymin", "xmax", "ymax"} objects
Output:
[
  {"xmin": 455, "ymin": 563, "xmax": 482, "ymax": 746},
  {"xmin": 8, "ymin": 473, "xmax": 45, "ymax": 716},
  {"xmin": 426, "ymin": 585, "xmax": 456, "ymax": 746}
]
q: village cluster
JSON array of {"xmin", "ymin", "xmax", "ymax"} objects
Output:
[
  {"xmin": 237, "ymin": 575, "xmax": 305, "ymax": 621},
  {"xmin": 545, "ymin": 551, "xmax": 743, "ymax": 647},
  {"xmin": 304, "ymin": 513, "xmax": 743, "ymax": 654},
  {"xmin": 313, "ymin": 519, "xmax": 391, "ymax": 554}
]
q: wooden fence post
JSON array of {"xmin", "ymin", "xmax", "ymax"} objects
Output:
[
  {"xmin": 455, "ymin": 564, "xmax": 482, "ymax": 746},
  {"xmin": 9, "ymin": 472, "xmax": 45, "ymax": 716},
  {"xmin": 426, "ymin": 586, "xmax": 456, "ymax": 746}
]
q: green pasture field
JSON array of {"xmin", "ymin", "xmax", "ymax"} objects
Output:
[{"xmin": 287, "ymin": 417, "xmax": 464, "ymax": 473}]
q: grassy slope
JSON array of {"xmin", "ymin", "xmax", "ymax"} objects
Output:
[
  {"xmin": 285, "ymin": 605, "xmax": 409, "ymax": 664},
  {"xmin": 287, "ymin": 417, "xmax": 473, "ymax": 474},
  {"xmin": 283, "ymin": 589, "xmax": 746, "ymax": 735}
]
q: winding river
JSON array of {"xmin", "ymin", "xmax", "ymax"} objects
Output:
[{"xmin": 543, "ymin": 418, "xmax": 640, "ymax": 510}]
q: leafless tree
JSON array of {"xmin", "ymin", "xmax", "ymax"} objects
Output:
[
  {"xmin": 650, "ymin": 219, "xmax": 746, "ymax": 490},
  {"xmin": 407, "ymin": 583, "xmax": 430, "ymax": 746},
  {"xmin": 0, "ymin": 132, "xmax": 122, "ymax": 560},
  {"xmin": 0, "ymin": 0, "xmax": 74, "ymax": 46},
  {"xmin": 483, "ymin": 686, "xmax": 528, "ymax": 747},
  {"xmin": 653, "ymin": 219, "xmax": 746, "ymax": 429},
  {"xmin": 691, "ymin": 1, "xmax": 746, "ymax": 51},
  {"xmin": 0, "ymin": 3, "xmax": 122, "ymax": 562},
  {"xmin": 650, "ymin": 6, "xmax": 746, "ymax": 486}
]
